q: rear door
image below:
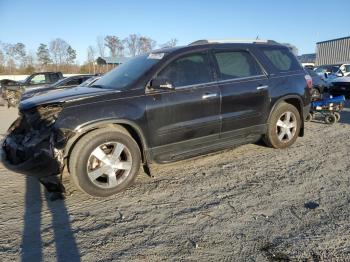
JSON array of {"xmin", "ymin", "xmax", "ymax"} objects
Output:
[
  {"xmin": 212, "ymin": 49, "xmax": 269, "ymax": 137},
  {"xmin": 146, "ymin": 51, "xmax": 221, "ymax": 160}
]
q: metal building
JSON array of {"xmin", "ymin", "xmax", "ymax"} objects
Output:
[{"xmin": 315, "ymin": 36, "xmax": 350, "ymax": 66}]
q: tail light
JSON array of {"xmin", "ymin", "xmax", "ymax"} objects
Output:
[{"xmin": 305, "ymin": 74, "xmax": 313, "ymax": 90}]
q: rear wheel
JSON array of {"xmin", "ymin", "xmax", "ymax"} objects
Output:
[
  {"xmin": 325, "ymin": 114, "xmax": 336, "ymax": 125},
  {"xmin": 263, "ymin": 102, "xmax": 301, "ymax": 149},
  {"xmin": 69, "ymin": 127, "xmax": 141, "ymax": 197}
]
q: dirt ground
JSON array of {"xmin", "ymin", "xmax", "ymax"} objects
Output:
[{"xmin": 1, "ymin": 102, "xmax": 350, "ymax": 262}]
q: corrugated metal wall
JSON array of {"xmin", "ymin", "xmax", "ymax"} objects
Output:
[{"xmin": 316, "ymin": 37, "xmax": 350, "ymax": 66}]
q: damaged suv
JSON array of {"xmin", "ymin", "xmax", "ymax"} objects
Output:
[{"xmin": 1, "ymin": 39, "xmax": 311, "ymax": 197}]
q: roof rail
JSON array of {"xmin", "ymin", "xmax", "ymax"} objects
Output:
[{"xmin": 189, "ymin": 39, "xmax": 279, "ymax": 46}]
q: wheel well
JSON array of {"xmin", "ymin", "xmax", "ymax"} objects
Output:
[
  {"xmin": 284, "ymin": 98, "xmax": 302, "ymax": 116},
  {"xmin": 117, "ymin": 123, "xmax": 145, "ymax": 163},
  {"xmin": 283, "ymin": 97, "xmax": 304, "ymax": 137},
  {"xmin": 65, "ymin": 123, "xmax": 146, "ymax": 172}
]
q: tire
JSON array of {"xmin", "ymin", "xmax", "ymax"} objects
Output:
[
  {"xmin": 334, "ymin": 112, "xmax": 340, "ymax": 122},
  {"xmin": 263, "ymin": 102, "xmax": 301, "ymax": 149},
  {"xmin": 305, "ymin": 112, "xmax": 313, "ymax": 122},
  {"xmin": 69, "ymin": 126, "xmax": 141, "ymax": 197},
  {"xmin": 325, "ymin": 114, "xmax": 336, "ymax": 125}
]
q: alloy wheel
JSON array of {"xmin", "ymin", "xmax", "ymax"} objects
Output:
[
  {"xmin": 86, "ymin": 142, "xmax": 132, "ymax": 189},
  {"xmin": 276, "ymin": 111, "xmax": 297, "ymax": 143}
]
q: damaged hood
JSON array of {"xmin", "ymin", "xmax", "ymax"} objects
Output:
[{"xmin": 19, "ymin": 86, "xmax": 119, "ymax": 111}]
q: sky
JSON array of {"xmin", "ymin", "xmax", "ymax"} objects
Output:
[{"xmin": 0, "ymin": 0, "xmax": 349, "ymax": 64}]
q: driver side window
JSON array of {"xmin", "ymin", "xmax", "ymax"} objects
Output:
[
  {"xmin": 157, "ymin": 52, "xmax": 212, "ymax": 88},
  {"xmin": 30, "ymin": 74, "xmax": 46, "ymax": 84}
]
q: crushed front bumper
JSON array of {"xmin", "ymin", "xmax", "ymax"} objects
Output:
[{"xmin": 0, "ymin": 105, "xmax": 66, "ymax": 179}]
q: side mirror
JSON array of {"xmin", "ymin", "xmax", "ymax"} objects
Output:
[{"xmin": 150, "ymin": 78, "xmax": 174, "ymax": 90}]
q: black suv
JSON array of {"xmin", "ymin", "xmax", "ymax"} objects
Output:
[{"xmin": 1, "ymin": 40, "xmax": 311, "ymax": 197}]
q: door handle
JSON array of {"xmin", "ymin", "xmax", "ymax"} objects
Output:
[
  {"xmin": 257, "ymin": 85, "xmax": 268, "ymax": 90},
  {"xmin": 202, "ymin": 93, "xmax": 217, "ymax": 99}
]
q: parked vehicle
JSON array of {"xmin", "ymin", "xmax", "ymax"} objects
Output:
[
  {"xmin": 305, "ymin": 95, "xmax": 345, "ymax": 124},
  {"xmin": 1, "ymin": 72, "xmax": 64, "ymax": 106},
  {"xmin": 77, "ymin": 75, "xmax": 102, "ymax": 87},
  {"xmin": 1, "ymin": 39, "xmax": 311, "ymax": 197},
  {"xmin": 314, "ymin": 64, "xmax": 350, "ymax": 80},
  {"xmin": 22, "ymin": 74, "xmax": 95, "ymax": 100},
  {"xmin": 302, "ymin": 63, "xmax": 315, "ymax": 70},
  {"xmin": 306, "ymin": 69, "xmax": 329, "ymax": 98},
  {"xmin": 329, "ymin": 76, "xmax": 350, "ymax": 97}
]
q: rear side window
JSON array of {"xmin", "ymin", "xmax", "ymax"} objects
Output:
[
  {"xmin": 261, "ymin": 47, "xmax": 301, "ymax": 72},
  {"xmin": 214, "ymin": 51, "xmax": 263, "ymax": 80},
  {"xmin": 158, "ymin": 52, "xmax": 212, "ymax": 87}
]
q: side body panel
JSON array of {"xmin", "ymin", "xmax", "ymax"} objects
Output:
[{"xmin": 57, "ymin": 44, "xmax": 310, "ymax": 165}]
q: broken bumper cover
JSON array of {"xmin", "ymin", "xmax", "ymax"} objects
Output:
[{"xmin": 0, "ymin": 105, "xmax": 68, "ymax": 178}]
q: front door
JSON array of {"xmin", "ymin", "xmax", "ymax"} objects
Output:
[{"xmin": 146, "ymin": 51, "xmax": 221, "ymax": 162}]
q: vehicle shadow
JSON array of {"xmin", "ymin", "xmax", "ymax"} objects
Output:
[{"xmin": 21, "ymin": 176, "xmax": 80, "ymax": 262}]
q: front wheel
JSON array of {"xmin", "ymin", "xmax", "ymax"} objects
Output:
[
  {"xmin": 263, "ymin": 102, "xmax": 301, "ymax": 149},
  {"xmin": 305, "ymin": 112, "xmax": 313, "ymax": 122},
  {"xmin": 69, "ymin": 127, "xmax": 141, "ymax": 197}
]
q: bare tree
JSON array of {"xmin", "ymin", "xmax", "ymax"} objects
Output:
[
  {"xmin": 87, "ymin": 45, "xmax": 96, "ymax": 73},
  {"xmin": 105, "ymin": 35, "xmax": 118, "ymax": 57},
  {"xmin": 49, "ymin": 38, "xmax": 70, "ymax": 67},
  {"xmin": 4, "ymin": 43, "xmax": 16, "ymax": 73},
  {"xmin": 138, "ymin": 36, "xmax": 157, "ymax": 54},
  {"xmin": 105, "ymin": 35, "xmax": 124, "ymax": 57},
  {"xmin": 96, "ymin": 36, "xmax": 106, "ymax": 57},
  {"xmin": 161, "ymin": 38, "xmax": 178, "ymax": 48},
  {"xmin": 22, "ymin": 51, "xmax": 36, "ymax": 73},
  {"xmin": 13, "ymin": 43, "xmax": 26, "ymax": 67},
  {"xmin": 124, "ymin": 34, "xmax": 139, "ymax": 57},
  {"xmin": 0, "ymin": 43, "xmax": 5, "ymax": 69},
  {"xmin": 24, "ymin": 51, "xmax": 35, "ymax": 67}
]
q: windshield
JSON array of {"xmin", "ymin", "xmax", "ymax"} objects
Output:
[
  {"xmin": 331, "ymin": 66, "xmax": 340, "ymax": 73},
  {"xmin": 91, "ymin": 54, "xmax": 162, "ymax": 90},
  {"xmin": 79, "ymin": 76, "xmax": 100, "ymax": 87},
  {"xmin": 51, "ymin": 77, "xmax": 68, "ymax": 87},
  {"xmin": 22, "ymin": 75, "xmax": 31, "ymax": 83},
  {"xmin": 315, "ymin": 65, "xmax": 340, "ymax": 74}
]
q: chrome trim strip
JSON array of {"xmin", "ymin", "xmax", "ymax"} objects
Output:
[
  {"xmin": 174, "ymin": 75, "xmax": 267, "ymax": 90},
  {"xmin": 216, "ymin": 75, "xmax": 266, "ymax": 85},
  {"xmin": 175, "ymin": 81, "xmax": 218, "ymax": 90}
]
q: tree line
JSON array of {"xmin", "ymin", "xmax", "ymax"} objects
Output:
[{"xmin": 0, "ymin": 35, "xmax": 177, "ymax": 75}]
